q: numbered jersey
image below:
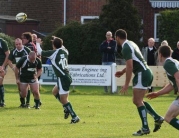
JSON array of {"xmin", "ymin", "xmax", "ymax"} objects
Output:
[
  {"xmin": 42, "ymin": 48, "xmax": 69, "ymax": 77},
  {"xmin": 164, "ymin": 57, "xmax": 179, "ymax": 90},
  {"xmin": 8, "ymin": 46, "xmax": 31, "ymax": 63},
  {"xmin": 0, "ymin": 38, "xmax": 9, "ymax": 65},
  {"xmin": 16, "ymin": 55, "xmax": 42, "ymax": 80}
]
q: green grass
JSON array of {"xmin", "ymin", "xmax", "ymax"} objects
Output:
[{"xmin": 0, "ymin": 85, "xmax": 178, "ymax": 138}]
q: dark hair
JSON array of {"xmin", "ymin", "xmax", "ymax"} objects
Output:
[
  {"xmin": 53, "ymin": 38, "xmax": 63, "ymax": 48},
  {"xmin": 158, "ymin": 45, "xmax": 172, "ymax": 58},
  {"xmin": 115, "ymin": 29, "xmax": 127, "ymax": 39},
  {"xmin": 22, "ymin": 32, "xmax": 32, "ymax": 42}
]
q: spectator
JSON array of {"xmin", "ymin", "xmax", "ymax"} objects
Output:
[
  {"xmin": 99, "ymin": 31, "xmax": 117, "ymax": 93},
  {"xmin": 0, "ymin": 38, "xmax": 10, "ymax": 107},
  {"xmin": 142, "ymin": 38, "xmax": 157, "ymax": 92}
]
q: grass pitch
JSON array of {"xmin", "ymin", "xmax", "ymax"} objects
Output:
[{"xmin": 0, "ymin": 85, "xmax": 178, "ymax": 138}]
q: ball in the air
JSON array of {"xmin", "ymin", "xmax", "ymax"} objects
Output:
[{"xmin": 16, "ymin": 12, "xmax": 27, "ymax": 23}]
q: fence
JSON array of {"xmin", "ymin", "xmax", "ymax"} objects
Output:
[{"xmin": 4, "ymin": 64, "xmax": 168, "ymax": 93}]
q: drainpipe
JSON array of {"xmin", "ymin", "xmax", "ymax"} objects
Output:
[{"xmin": 64, "ymin": 0, "xmax": 66, "ymax": 25}]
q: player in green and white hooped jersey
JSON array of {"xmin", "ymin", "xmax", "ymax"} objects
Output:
[
  {"xmin": 147, "ymin": 45, "xmax": 179, "ymax": 131},
  {"xmin": 115, "ymin": 29, "xmax": 163, "ymax": 136},
  {"xmin": 15, "ymin": 51, "xmax": 42, "ymax": 109},
  {"xmin": 0, "ymin": 38, "xmax": 10, "ymax": 107},
  {"xmin": 8, "ymin": 38, "xmax": 31, "ymax": 108},
  {"xmin": 36, "ymin": 37, "xmax": 80, "ymax": 123}
]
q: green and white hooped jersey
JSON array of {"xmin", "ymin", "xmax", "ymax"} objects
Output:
[
  {"xmin": 42, "ymin": 47, "xmax": 69, "ymax": 77},
  {"xmin": 122, "ymin": 40, "xmax": 148, "ymax": 74},
  {"xmin": 164, "ymin": 57, "xmax": 179, "ymax": 88},
  {"xmin": 8, "ymin": 46, "xmax": 31, "ymax": 63},
  {"xmin": 0, "ymin": 38, "xmax": 9, "ymax": 65}
]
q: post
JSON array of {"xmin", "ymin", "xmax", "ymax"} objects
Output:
[{"xmin": 111, "ymin": 63, "xmax": 117, "ymax": 93}]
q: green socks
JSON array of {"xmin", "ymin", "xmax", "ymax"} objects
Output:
[
  {"xmin": 26, "ymin": 89, "xmax": 30, "ymax": 104},
  {"xmin": 144, "ymin": 101, "xmax": 160, "ymax": 120},
  {"xmin": 63, "ymin": 102, "xmax": 77, "ymax": 118},
  {"xmin": 170, "ymin": 118, "xmax": 179, "ymax": 130},
  {"xmin": 34, "ymin": 99, "xmax": 40, "ymax": 108},
  {"xmin": 0, "ymin": 85, "xmax": 4, "ymax": 103},
  {"xmin": 55, "ymin": 93, "xmax": 60, "ymax": 102},
  {"xmin": 20, "ymin": 97, "xmax": 25, "ymax": 105},
  {"xmin": 137, "ymin": 106, "xmax": 149, "ymax": 129}
]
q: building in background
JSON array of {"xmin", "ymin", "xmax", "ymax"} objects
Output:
[{"xmin": 0, "ymin": 0, "xmax": 179, "ymax": 44}]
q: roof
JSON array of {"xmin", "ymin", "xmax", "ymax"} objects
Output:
[
  {"xmin": 0, "ymin": 15, "xmax": 39, "ymax": 22},
  {"xmin": 149, "ymin": 0, "xmax": 179, "ymax": 8}
]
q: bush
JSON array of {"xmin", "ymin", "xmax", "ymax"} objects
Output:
[
  {"xmin": 158, "ymin": 10, "xmax": 179, "ymax": 49},
  {"xmin": 42, "ymin": 21, "xmax": 106, "ymax": 64},
  {"xmin": 0, "ymin": 33, "xmax": 15, "ymax": 50}
]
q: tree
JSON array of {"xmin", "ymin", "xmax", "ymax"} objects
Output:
[
  {"xmin": 42, "ymin": 0, "xmax": 142, "ymax": 64},
  {"xmin": 100, "ymin": 0, "xmax": 142, "ymax": 46},
  {"xmin": 158, "ymin": 10, "xmax": 179, "ymax": 49}
]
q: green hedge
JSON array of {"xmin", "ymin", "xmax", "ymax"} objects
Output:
[
  {"xmin": 0, "ymin": 33, "xmax": 15, "ymax": 50},
  {"xmin": 42, "ymin": 21, "xmax": 106, "ymax": 64},
  {"xmin": 158, "ymin": 10, "xmax": 179, "ymax": 49}
]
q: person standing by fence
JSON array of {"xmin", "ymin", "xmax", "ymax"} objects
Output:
[{"xmin": 99, "ymin": 31, "xmax": 117, "ymax": 93}]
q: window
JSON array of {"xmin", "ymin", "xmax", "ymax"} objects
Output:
[
  {"xmin": 154, "ymin": 13, "xmax": 160, "ymax": 42},
  {"xmin": 81, "ymin": 16, "xmax": 99, "ymax": 24}
]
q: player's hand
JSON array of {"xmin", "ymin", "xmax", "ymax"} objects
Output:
[
  {"xmin": 16, "ymin": 79, "xmax": 20, "ymax": 84},
  {"xmin": 36, "ymin": 38, "xmax": 42, "ymax": 44},
  {"xmin": 0, "ymin": 66, "xmax": 4, "ymax": 71},
  {"xmin": 146, "ymin": 92, "xmax": 159, "ymax": 99},
  {"xmin": 115, "ymin": 71, "xmax": 124, "ymax": 78},
  {"xmin": 0, "ymin": 70, "xmax": 5, "ymax": 78},
  {"xmin": 34, "ymin": 74, "xmax": 38, "ymax": 80},
  {"xmin": 119, "ymin": 85, "xmax": 128, "ymax": 95}
]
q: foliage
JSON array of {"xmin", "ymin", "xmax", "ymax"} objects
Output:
[
  {"xmin": 100, "ymin": 0, "xmax": 142, "ymax": 44},
  {"xmin": 43, "ymin": 21, "xmax": 106, "ymax": 64},
  {"xmin": 158, "ymin": 10, "xmax": 179, "ymax": 49},
  {"xmin": 0, "ymin": 33, "xmax": 15, "ymax": 50},
  {"xmin": 42, "ymin": 0, "xmax": 142, "ymax": 64}
]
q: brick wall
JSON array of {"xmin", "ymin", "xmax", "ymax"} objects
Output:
[
  {"xmin": 3, "ymin": 0, "xmax": 63, "ymax": 33},
  {"xmin": 66, "ymin": 0, "xmax": 107, "ymax": 23},
  {"xmin": 134, "ymin": 0, "xmax": 163, "ymax": 45},
  {"xmin": 0, "ymin": 0, "xmax": 106, "ymax": 33}
]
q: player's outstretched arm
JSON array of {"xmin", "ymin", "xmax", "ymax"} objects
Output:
[
  {"xmin": 146, "ymin": 83, "xmax": 173, "ymax": 99},
  {"xmin": 115, "ymin": 68, "xmax": 126, "ymax": 78},
  {"xmin": 36, "ymin": 38, "xmax": 42, "ymax": 55}
]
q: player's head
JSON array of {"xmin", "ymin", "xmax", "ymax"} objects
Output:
[
  {"xmin": 115, "ymin": 29, "xmax": 127, "ymax": 46},
  {"xmin": 52, "ymin": 38, "xmax": 63, "ymax": 49},
  {"xmin": 15, "ymin": 38, "xmax": 23, "ymax": 50},
  {"xmin": 28, "ymin": 51, "xmax": 37, "ymax": 63},
  {"xmin": 22, "ymin": 32, "xmax": 32, "ymax": 45},
  {"xmin": 32, "ymin": 34, "xmax": 37, "ymax": 43},
  {"xmin": 106, "ymin": 31, "xmax": 112, "ymax": 40},
  {"xmin": 158, "ymin": 45, "xmax": 172, "ymax": 61}
]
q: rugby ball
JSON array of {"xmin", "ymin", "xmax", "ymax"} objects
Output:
[{"xmin": 16, "ymin": 12, "xmax": 27, "ymax": 23}]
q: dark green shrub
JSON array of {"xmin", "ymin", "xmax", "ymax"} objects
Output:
[
  {"xmin": 0, "ymin": 33, "xmax": 15, "ymax": 50},
  {"xmin": 158, "ymin": 10, "xmax": 179, "ymax": 49}
]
